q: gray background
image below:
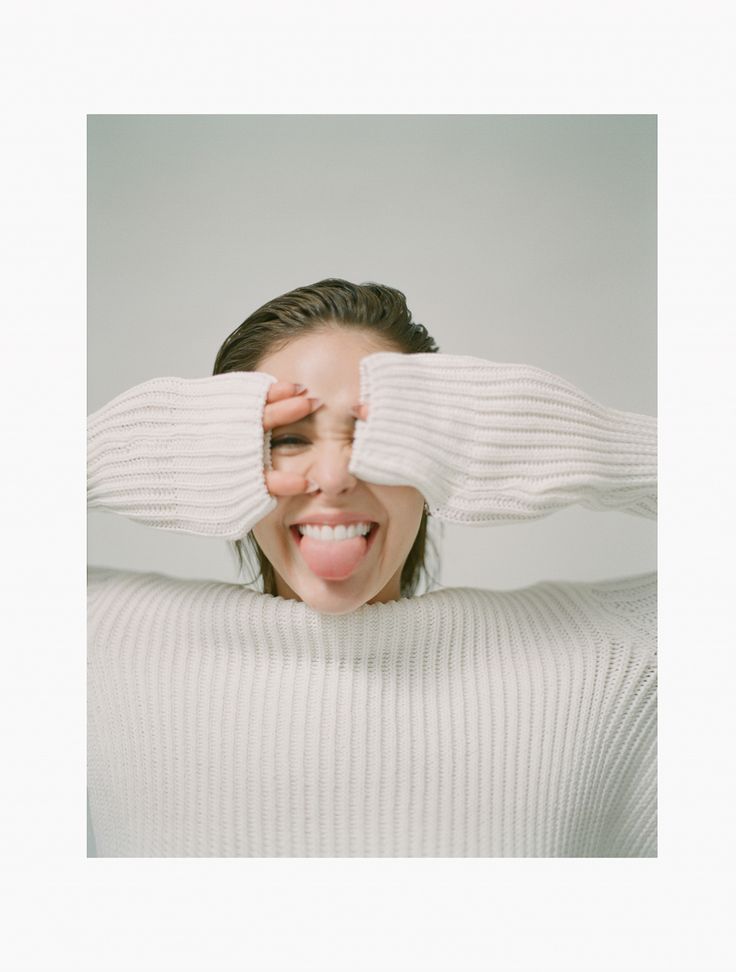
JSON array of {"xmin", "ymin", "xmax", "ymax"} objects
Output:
[{"xmin": 88, "ymin": 113, "xmax": 656, "ymax": 589}]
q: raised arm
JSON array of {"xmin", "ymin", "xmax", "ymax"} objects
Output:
[
  {"xmin": 348, "ymin": 351, "xmax": 656, "ymax": 525},
  {"xmin": 87, "ymin": 372, "xmax": 279, "ymax": 540}
]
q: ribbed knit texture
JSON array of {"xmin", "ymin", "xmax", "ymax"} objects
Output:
[
  {"xmin": 350, "ymin": 352, "xmax": 657, "ymax": 523},
  {"xmin": 87, "ymin": 372, "xmax": 278, "ymax": 539},
  {"xmin": 87, "ymin": 352, "xmax": 657, "ymax": 857}
]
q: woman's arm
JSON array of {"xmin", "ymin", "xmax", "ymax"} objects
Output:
[
  {"xmin": 87, "ymin": 372, "xmax": 279, "ymax": 540},
  {"xmin": 349, "ymin": 351, "xmax": 656, "ymax": 524}
]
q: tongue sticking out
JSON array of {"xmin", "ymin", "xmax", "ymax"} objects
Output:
[{"xmin": 298, "ymin": 533, "xmax": 370, "ymax": 580}]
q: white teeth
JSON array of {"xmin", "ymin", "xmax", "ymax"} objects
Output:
[{"xmin": 296, "ymin": 522, "xmax": 373, "ymax": 541}]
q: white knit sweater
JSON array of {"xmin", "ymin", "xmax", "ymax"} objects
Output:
[{"xmin": 87, "ymin": 352, "xmax": 657, "ymax": 857}]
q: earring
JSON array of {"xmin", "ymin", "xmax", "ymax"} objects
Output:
[{"xmin": 423, "ymin": 501, "xmax": 430, "ymax": 516}]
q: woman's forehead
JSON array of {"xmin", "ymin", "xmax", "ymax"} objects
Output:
[
  {"xmin": 259, "ymin": 330, "xmax": 383, "ymax": 390},
  {"xmin": 263, "ymin": 328, "xmax": 386, "ymax": 361},
  {"xmin": 277, "ymin": 407, "xmax": 356, "ymax": 433}
]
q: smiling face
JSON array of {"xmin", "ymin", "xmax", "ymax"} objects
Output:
[{"xmin": 251, "ymin": 327, "xmax": 426, "ymax": 615}]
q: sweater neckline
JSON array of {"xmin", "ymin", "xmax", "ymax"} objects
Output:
[{"xmin": 242, "ymin": 584, "xmax": 457, "ymax": 625}]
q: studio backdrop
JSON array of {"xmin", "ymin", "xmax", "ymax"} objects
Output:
[{"xmin": 87, "ymin": 114, "xmax": 656, "ymax": 594}]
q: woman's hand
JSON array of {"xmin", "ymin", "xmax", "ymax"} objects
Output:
[
  {"xmin": 262, "ymin": 381, "xmax": 323, "ymax": 497},
  {"xmin": 263, "ymin": 384, "xmax": 370, "ymax": 498},
  {"xmin": 350, "ymin": 403, "xmax": 370, "ymax": 422}
]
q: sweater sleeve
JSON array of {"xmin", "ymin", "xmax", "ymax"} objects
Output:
[
  {"xmin": 87, "ymin": 372, "xmax": 279, "ymax": 540},
  {"xmin": 348, "ymin": 351, "xmax": 657, "ymax": 525}
]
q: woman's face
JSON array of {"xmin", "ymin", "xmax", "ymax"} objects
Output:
[{"xmin": 251, "ymin": 328, "xmax": 426, "ymax": 615}]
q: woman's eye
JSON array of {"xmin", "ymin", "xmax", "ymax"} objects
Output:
[
  {"xmin": 271, "ymin": 434, "xmax": 356, "ymax": 448},
  {"xmin": 271, "ymin": 436, "xmax": 305, "ymax": 448}
]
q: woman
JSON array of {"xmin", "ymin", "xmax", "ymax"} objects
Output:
[{"xmin": 87, "ymin": 278, "xmax": 657, "ymax": 857}]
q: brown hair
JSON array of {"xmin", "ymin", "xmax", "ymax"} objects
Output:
[{"xmin": 212, "ymin": 278, "xmax": 441, "ymax": 597}]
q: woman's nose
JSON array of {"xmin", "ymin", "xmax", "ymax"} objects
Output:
[{"xmin": 305, "ymin": 443, "xmax": 358, "ymax": 496}]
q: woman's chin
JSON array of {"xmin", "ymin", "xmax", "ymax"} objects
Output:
[{"xmin": 288, "ymin": 573, "xmax": 377, "ymax": 615}]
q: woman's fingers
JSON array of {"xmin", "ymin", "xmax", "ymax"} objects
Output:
[
  {"xmin": 263, "ymin": 381, "xmax": 318, "ymax": 498},
  {"xmin": 265, "ymin": 469, "xmax": 317, "ymax": 497},
  {"xmin": 350, "ymin": 403, "xmax": 370, "ymax": 421},
  {"xmin": 263, "ymin": 379, "xmax": 367, "ymax": 434},
  {"xmin": 264, "ymin": 390, "xmax": 321, "ymax": 432},
  {"xmin": 266, "ymin": 380, "xmax": 307, "ymax": 403}
]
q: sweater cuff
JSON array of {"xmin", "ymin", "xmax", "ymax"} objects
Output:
[
  {"xmin": 87, "ymin": 372, "xmax": 279, "ymax": 539},
  {"xmin": 349, "ymin": 351, "xmax": 657, "ymax": 524}
]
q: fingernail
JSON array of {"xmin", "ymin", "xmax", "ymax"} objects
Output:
[
  {"xmin": 349, "ymin": 405, "xmax": 361, "ymax": 419},
  {"xmin": 306, "ymin": 480, "xmax": 320, "ymax": 493},
  {"xmin": 309, "ymin": 397, "xmax": 322, "ymax": 410},
  {"xmin": 294, "ymin": 383, "xmax": 307, "ymax": 394}
]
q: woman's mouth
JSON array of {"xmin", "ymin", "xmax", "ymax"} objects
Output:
[
  {"xmin": 289, "ymin": 522, "xmax": 380, "ymax": 580},
  {"xmin": 289, "ymin": 522, "xmax": 379, "ymax": 542}
]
